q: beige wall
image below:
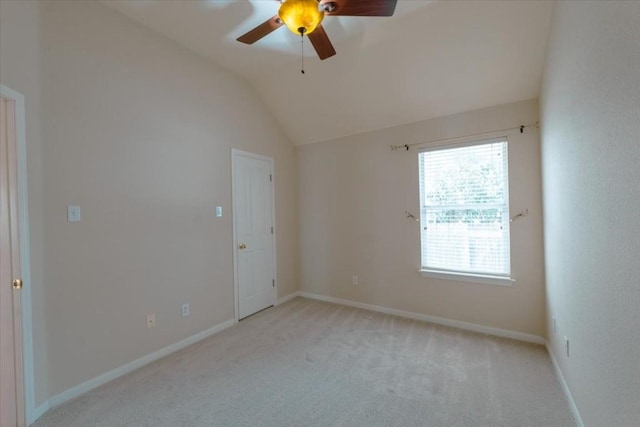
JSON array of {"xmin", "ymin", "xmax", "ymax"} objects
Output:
[
  {"xmin": 297, "ymin": 99, "xmax": 545, "ymax": 337},
  {"xmin": 34, "ymin": 0, "xmax": 297, "ymax": 398},
  {"xmin": 0, "ymin": 0, "xmax": 49, "ymax": 406},
  {"xmin": 540, "ymin": 2, "xmax": 640, "ymax": 426}
]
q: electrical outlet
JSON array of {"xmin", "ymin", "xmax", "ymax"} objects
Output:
[
  {"xmin": 352, "ymin": 275, "xmax": 358, "ymax": 285},
  {"xmin": 553, "ymin": 316, "xmax": 557, "ymax": 333},
  {"xmin": 67, "ymin": 205, "xmax": 81, "ymax": 222},
  {"xmin": 146, "ymin": 314, "xmax": 156, "ymax": 328},
  {"xmin": 182, "ymin": 303, "xmax": 190, "ymax": 317},
  {"xmin": 564, "ymin": 336, "xmax": 570, "ymax": 357}
]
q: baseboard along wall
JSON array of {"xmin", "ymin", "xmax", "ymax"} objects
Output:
[
  {"xmin": 32, "ymin": 292, "xmax": 582, "ymax": 426},
  {"xmin": 545, "ymin": 342, "xmax": 585, "ymax": 427},
  {"xmin": 294, "ymin": 291, "xmax": 545, "ymax": 344},
  {"xmin": 284, "ymin": 292, "xmax": 584, "ymax": 425},
  {"xmin": 32, "ymin": 401, "xmax": 50, "ymax": 424},
  {"xmin": 276, "ymin": 292, "xmax": 299, "ymax": 306},
  {"xmin": 32, "ymin": 318, "xmax": 236, "ymax": 425}
]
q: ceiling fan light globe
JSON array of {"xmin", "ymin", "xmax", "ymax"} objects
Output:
[{"xmin": 278, "ymin": 0, "xmax": 324, "ymax": 35}]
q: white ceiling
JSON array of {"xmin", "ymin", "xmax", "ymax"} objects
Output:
[{"xmin": 102, "ymin": 0, "xmax": 554, "ymax": 145}]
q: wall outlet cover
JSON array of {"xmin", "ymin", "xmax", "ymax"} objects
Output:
[{"xmin": 67, "ymin": 205, "xmax": 81, "ymax": 222}]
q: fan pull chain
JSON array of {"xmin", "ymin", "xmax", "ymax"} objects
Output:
[{"xmin": 301, "ymin": 34, "xmax": 305, "ymax": 74}]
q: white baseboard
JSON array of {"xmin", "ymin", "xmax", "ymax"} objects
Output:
[
  {"xmin": 277, "ymin": 292, "xmax": 298, "ymax": 305},
  {"xmin": 545, "ymin": 341, "xmax": 584, "ymax": 427},
  {"xmin": 297, "ymin": 291, "xmax": 545, "ymax": 345},
  {"xmin": 35, "ymin": 318, "xmax": 236, "ymax": 423},
  {"xmin": 29, "ymin": 294, "xmax": 552, "ymax": 425},
  {"xmin": 32, "ymin": 401, "xmax": 50, "ymax": 424}
]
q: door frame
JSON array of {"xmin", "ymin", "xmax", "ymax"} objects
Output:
[
  {"xmin": 1, "ymin": 84, "xmax": 35, "ymax": 425},
  {"xmin": 231, "ymin": 149, "xmax": 277, "ymax": 321}
]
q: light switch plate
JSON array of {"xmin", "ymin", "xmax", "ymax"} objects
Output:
[
  {"xmin": 216, "ymin": 206, "xmax": 222, "ymax": 217},
  {"xmin": 67, "ymin": 206, "xmax": 81, "ymax": 222}
]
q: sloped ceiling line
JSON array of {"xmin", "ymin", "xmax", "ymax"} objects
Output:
[{"xmin": 102, "ymin": 0, "xmax": 554, "ymax": 145}]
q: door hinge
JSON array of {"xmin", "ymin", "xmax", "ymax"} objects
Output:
[
  {"xmin": 269, "ymin": 174, "xmax": 272, "ymax": 182},
  {"xmin": 272, "ymin": 279, "xmax": 275, "ymax": 287}
]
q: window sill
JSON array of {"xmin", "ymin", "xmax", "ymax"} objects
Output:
[{"xmin": 419, "ymin": 269, "xmax": 515, "ymax": 286}]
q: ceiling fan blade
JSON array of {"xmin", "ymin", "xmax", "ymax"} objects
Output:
[
  {"xmin": 308, "ymin": 25, "xmax": 336, "ymax": 60},
  {"xmin": 237, "ymin": 15, "xmax": 283, "ymax": 44},
  {"xmin": 321, "ymin": 0, "xmax": 398, "ymax": 17}
]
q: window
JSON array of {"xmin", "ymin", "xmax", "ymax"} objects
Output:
[{"xmin": 418, "ymin": 138, "xmax": 512, "ymax": 284}]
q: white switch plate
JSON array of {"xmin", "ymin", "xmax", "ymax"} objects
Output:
[
  {"xmin": 181, "ymin": 303, "xmax": 190, "ymax": 317},
  {"xmin": 216, "ymin": 206, "xmax": 222, "ymax": 217},
  {"xmin": 67, "ymin": 206, "xmax": 81, "ymax": 222},
  {"xmin": 352, "ymin": 275, "xmax": 358, "ymax": 285}
]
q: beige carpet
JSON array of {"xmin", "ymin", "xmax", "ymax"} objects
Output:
[{"xmin": 33, "ymin": 297, "xmax": 575, "ymax": 427}]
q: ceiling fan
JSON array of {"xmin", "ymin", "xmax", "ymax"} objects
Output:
[{"xmin": 237, "ymin": 0, "xmax": 398, "ymax": 60}]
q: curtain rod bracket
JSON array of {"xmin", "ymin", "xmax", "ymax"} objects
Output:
[
  {"xmin": 405, "ymin": 211, "xmax": 419, "ymax": 222},
  {"xmin": 510, "ymin": 209, "xmax": 529, "ymax": 223}
]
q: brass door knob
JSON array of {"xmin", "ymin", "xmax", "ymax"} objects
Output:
[
  {"xmin": 12, "ymin": 279, "xmax": 23, "ymax": 290},
  {"xmin": 239, "ymin": 243, "xmax": 247, "ymax": 250}
]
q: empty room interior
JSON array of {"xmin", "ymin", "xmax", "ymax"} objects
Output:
[{"xmin": 1, "ymin": 1, "xmax": 638, "ymax": 426}]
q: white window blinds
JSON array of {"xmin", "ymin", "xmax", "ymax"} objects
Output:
[{"xmin": 418, "ymin": 138, "xmax": 510, "ymax": 277}]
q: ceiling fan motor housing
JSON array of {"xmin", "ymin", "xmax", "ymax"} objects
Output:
[{"xmin": 278, "ymin": 0, "xmax": 325, "ymax": 36}]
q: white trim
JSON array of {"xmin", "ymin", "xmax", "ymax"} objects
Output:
[
  {"xmin": 231, "ymin": 149, "xmax": 277, "ymax": 321},
  {"xmin": 414, "ymin": 129, "xmax": 521, "ymax": 152},
  {"xmin": 33, "ymin": 401, "xmax": 50, "ymax": 422},
  {"xmin": 419, "ymin": 269, "xmax": 515, "ymax": 286},
  {"xmin": 276, "ymin": 292, "xmax": 298, "ymax": 306},
  {"xmin": 1, "ymin": 84, "xmax": 36, "ymax": 425},
  {"xmin": 417, "ymin": 135, "xmax": 509, "ymax": 153},
  {"xmin": 297, "ymin": 291, "xmax": 545, "ymax": 345},
  {"xmin": 231, "ymin": 150, "xmax": 239, "ymax": 321},
  {"xmin": 45, "ymin": 319, "xmax": 235, "ymax": 410},
  {"xmin": 545, "ymin": 341, "xmax": 584, "ymax": 427}
]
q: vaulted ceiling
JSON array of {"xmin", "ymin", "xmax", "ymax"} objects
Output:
[{"xmin": 102, "ymin": 0, "xmax": 554, "ymax": 145}]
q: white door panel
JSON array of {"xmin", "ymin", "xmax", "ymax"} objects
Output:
[{"xmin": 232, "ymin": 150, "xmax": 275, "ymax": 320}]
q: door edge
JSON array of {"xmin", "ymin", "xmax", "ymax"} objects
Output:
[{"xmin": 1, "ymin": 84, "xmax": 35, "ymax": 425}]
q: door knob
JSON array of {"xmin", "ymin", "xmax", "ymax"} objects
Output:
[
  {"xmin": 13, "ymin": 278, "xmax": 23, "ymax": 290},
  {"xmin": 239, "ymin": 243, "xmax": 247, "ymax": 250}
]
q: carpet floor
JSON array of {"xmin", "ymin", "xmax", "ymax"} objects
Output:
[{"xmin": 33, "ymin": 297, "xmax": 576, "ymax": 427}]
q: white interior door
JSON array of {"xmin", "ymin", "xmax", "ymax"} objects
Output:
[
  {"xmin": 1, "ymin": 95, "xmax": 25, "ymax": 427},
  {"xmin": 232, "ymin": 150, "xmax": 276, "ymax": 320}
]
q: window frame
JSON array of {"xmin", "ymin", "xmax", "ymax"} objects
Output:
[{"xmin": 417, "ymin": 136, "xmax": 515, "ymax": 286}]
